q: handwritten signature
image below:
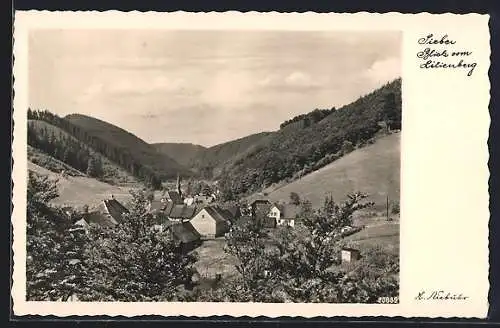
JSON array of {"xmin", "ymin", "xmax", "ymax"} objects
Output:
[{"xmin": 415, "ymin": 290, "xmax": 469, "ymax": 301}]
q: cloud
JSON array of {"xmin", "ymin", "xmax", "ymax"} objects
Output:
[
  {"xmin": 364, "ymin": 56, "xmax": 401, "ymax": 86},
  {"xmin": 284, "ymin": 71, "xmax": 319, "ymax": 88}
]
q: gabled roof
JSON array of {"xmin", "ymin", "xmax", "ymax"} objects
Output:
[
  {"xmin": 74, "ymin": 218, "xmax": 89, "ymax": 227},
  {"xmin": 88, "ymin": 198, "xmax": 129, "ymax": 226},
  {"xmin": 203, "ymin": 206, "xmax": 232, "ymax": 223},
  {"xmin": 170, "ymin": 222, "xmax": 200, "ymax": 244},
  {"xmin": 225, "ymin": 205, "xmax": 241, "ymax": 218},
  {"xmin": 341, "ymin": 247, "xmax": 361, "ymax": 253},
  {"xmin": 85, "ymin": 211, "xmax": 117, "ymax": 227},
  {"xmin": 275, "ymin": 204, "xmax": 301, "ymax": 219},
  {"xmin": 164, "ymin": 201, "xmax": 175, "ymax": 215},
  {"xmin": 164, "ymin": 191, "xmax": 183, "ymax": 204},
  {"xmin": 169, "ymin": 204, "xmax": 198, "ymax": 219},
  {"xmin": 250, "ymin": 199, "xmax": 271, "ymax": 206}
]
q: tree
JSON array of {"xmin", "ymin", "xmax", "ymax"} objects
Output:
[
  {"xmin": 86, "ymin": 156, "xmax": 98, "ymax": 177},
  {"xmin": 218, "ymin": 191, "xmax": 398, "ymax": 303},
  {"xmin": 341, "ymin": 140, "xmax": 354, "ymax": 155},
  {"xmin": 383, "ymin": 92, "xmax": 401, "ymax": 130},
  {"xmin": 289, "ymin": 192, "xmax": 301, "ymax": 205},
  {"xmin": 223, "ymin": 217, "xmax": 277, "ymax": 301},
  {"xmin": 391, "ymin": 201, "xmax": 400, "ymax": 215},
  {"xmin": 26, "ymin": 172, "xmax": 90, "ymax": 301},
  {"xmin": 82, "ymin": 189, "xmax": 197, "ymax": 301}
]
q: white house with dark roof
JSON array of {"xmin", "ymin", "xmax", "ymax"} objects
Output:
[
  {"xmin": 189, "ymin": 206, "xmax": 231, "ymax": 239},
  {"xmin": 268, "ymin": 204, "xmax": 301, "ymax": 227}
]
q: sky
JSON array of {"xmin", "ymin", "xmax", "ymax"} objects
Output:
[{"xmin": 29, "ymin": 30, "xmax": 401, "ymax": 147}]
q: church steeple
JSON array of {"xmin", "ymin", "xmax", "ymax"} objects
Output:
[{"xmin": 176, "ymin": 173, "xmax": 182, "ymax": 199}]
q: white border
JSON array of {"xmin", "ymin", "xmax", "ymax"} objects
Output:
[{"xmin": 12, "ymin": 11, "xmax": 490, "ymax": 318}]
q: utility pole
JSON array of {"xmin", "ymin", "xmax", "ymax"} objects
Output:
[{"xmin": 386, "ymin": 195, "xmax": 389, "ymax": 220}]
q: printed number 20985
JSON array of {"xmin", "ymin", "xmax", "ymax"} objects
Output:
[{"xmin": 377, "ymin": 296, "xmax": 399, "ymax": 304}]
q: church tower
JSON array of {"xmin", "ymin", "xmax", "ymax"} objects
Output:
[{"xmin": 176, "ymin": 173, "xmax": 182, "ymax": 199}]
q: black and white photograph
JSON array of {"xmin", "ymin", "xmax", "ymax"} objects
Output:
[{"xmin": 25, "ymin": 28, "xmax": 402, "ymax": 303}]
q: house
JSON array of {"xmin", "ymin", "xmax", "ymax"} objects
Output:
[
  {"xmin": 168, "ymin": 204, "xmax": 198, "ymax": 222},
  {"xmin": 82, "ymin": 198, "xmax": 129, "ymax": 228},
  {"xmin": 268, "ymin": 204, "xmax": 301, "ymax": 227},
  {"xmin": 73, "ymin": 218, "xmax": 90, "ymax": 231},
  {"xmin": 167, "ymin": 221, "xmax": 201, "ymax": 253},
  {"xmin": 190, "ymin": 206, "xmax": 231, "ymax": 239},
  {"xmin": 341, "ymin": 247, "xmax": 361, "ymax": 264},
  {"xmin": 249, "ymin": 199, "xmax": 272, "ymax": 217}
]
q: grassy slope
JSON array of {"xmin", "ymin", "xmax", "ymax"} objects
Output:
[
  {"xmin": 28, "ymin": 161, "xmax": 133, "ymax": 208},
  {"xmin": 65, "ymin": 114, "xmax": 191, "ymax": 179},
  {"xmin": 28, "ymin": 145, "xmax": 85, "ymax": 177},
  {"xmin": 29, "ymin": 120, "xmax": 137, "ymax": 185},
  {"xmin": 267, "ymin": 132, "xmax": 400, "ymax": 211},
  {"xmin": 346, "ymin": 221, "xmax": 400, "ymax": 254},
  {"xmin": 219, "ymin": 79, "xmax": 401, "ymax": 193}
]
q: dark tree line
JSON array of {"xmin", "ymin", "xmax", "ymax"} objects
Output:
[
  {"xmin": 27, "ymin": 121, "xmax": 103, "ymax": 178},
  {"xmin": 217, "ymin": 79, "xmax": 402, "ymax": 200},
  {"xmin": 280, "ymin": 107, "xmax": 337, "ymax": 130},
  {"xmin": 28, "ymin": 109, "xmax": 162, "ymax": 189}
]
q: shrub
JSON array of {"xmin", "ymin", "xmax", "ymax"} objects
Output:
[{"xmin": 391, "ymin": 201, "xmax": 400, "ymax": 215}]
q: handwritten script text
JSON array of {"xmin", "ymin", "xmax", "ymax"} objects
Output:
[{"xmin": 416, "ymin": 34, "xmax": 477, "ymax": 77}]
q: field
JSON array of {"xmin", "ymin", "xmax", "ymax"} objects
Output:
[
  {"xmin": 346, "ymin": 216, "xmax": 400, "ymax": 254},
  {"xmin": 192, "ymin": 238, "xmax": 240, "ymax": 281},
  {"xmin": 28, "ymin": 161, "xmax": 134, "ymax": 209},
  {"xmin": 267, "ymin": 132, "xmax": 400, "ymax": 211}
]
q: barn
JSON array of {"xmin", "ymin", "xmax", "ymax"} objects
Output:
[{"xmin": 190, "ymin": 206, "xmax": 231, "ymax": 239}]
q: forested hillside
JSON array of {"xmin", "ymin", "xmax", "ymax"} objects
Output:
[
  {"xmin": 152, "ymin": 143, "xmax": 207, "ymax": 168},
  {"xmin": 65, "ymin": 114, "xmax": 192, "ymax": 180},
  {"xmin": 154, "ymin": 132, "xmax": 274, "ymax": 179},
  {"xmin": 27, "ymin": 120, "xmax": 137, "ymax": 185},
  {"xmin": 217, "ymin": 78, "xmax": 401, "ymax": 199},
  {"xmin": 192, "ymin": 132, "xmax": 275, "ymax": 178},
  {"xmin": 27, "ymin": 110, "xmax": 191, "ymax": 188},
  {"xmin": 279, "ymin": 107, "xmax": 336, "ymax": 130}
]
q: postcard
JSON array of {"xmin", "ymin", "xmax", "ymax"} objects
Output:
[{"xmin": 12, "ymin": 11, "xmax": 490, "ymax": 318}]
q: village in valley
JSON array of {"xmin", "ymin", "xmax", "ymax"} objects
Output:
[
  {"xmin": 25, "ymin": 29, "xmax": 401, "ymax": 303},
  {"xmin": 66, "ymin": 168, "xmax": 395, "ymax": 288}
]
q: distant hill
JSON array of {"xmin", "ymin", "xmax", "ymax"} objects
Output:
[
  {"xmin": 266, "ymin": 132, "xmax": 400, "ymax": 211},
  {"xmin": 217, "ymin": 78, "xmax": 402, "ymax": 199},
  {"xmin": 152, "ymin": 143, "xmax": 207, "ymax": 168},
  {"xmin": 154, "ymin": 132, "xmax": 274, "ymax": 179},
  {"xmin": 65, "ymin": 114, "xmax": 192, "ymax": 180},
  {"xmin": 195, "ymin": 132, "xmax": 275, "ymax": 177},
  {"xmin": 28, "ymin": 119, "xmax": 137, "ymax": 185}
]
